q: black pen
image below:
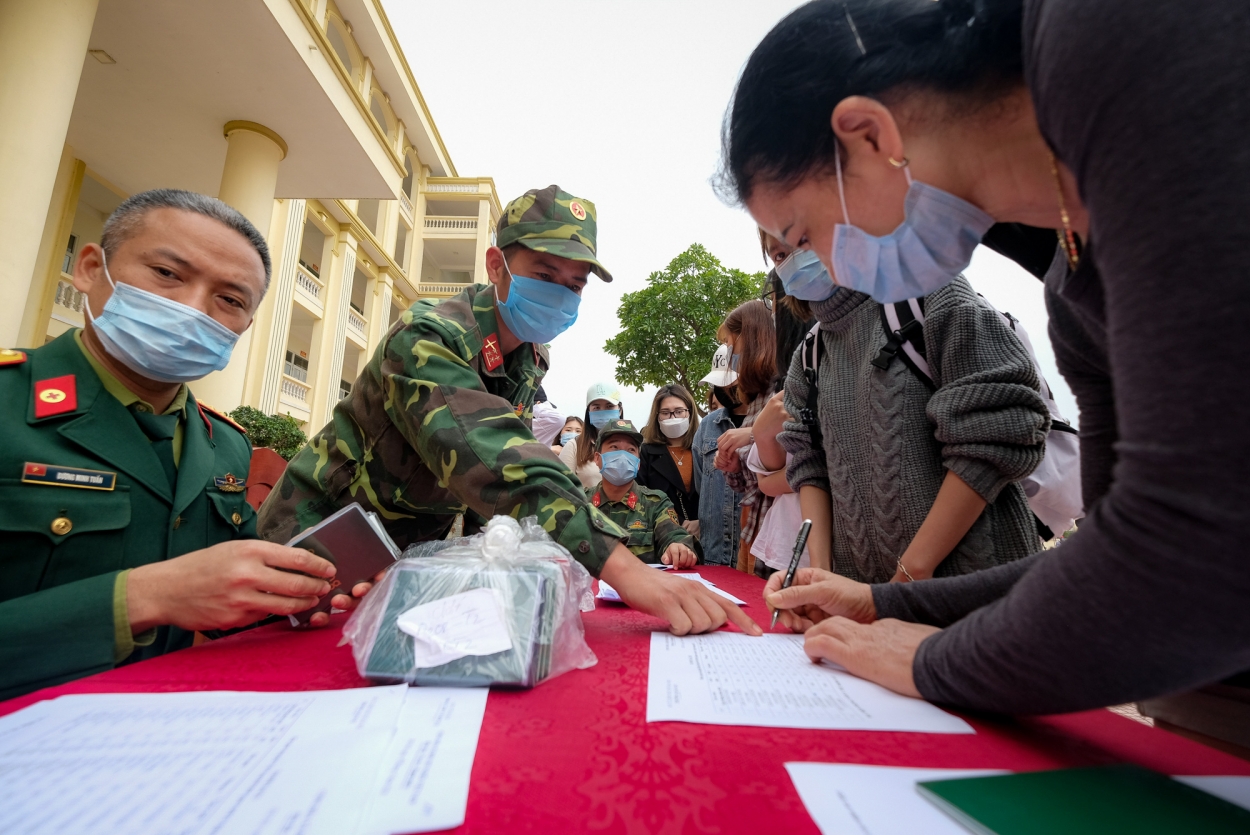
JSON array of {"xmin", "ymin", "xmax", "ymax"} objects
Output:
[{"xmin": 770, "ymin": 519, "xmax": 812, "ymax": 630}]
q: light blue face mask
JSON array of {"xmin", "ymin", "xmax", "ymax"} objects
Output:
[
  {"xmin": 86, "ymin": 254, "xmax": 241, "ymax": 384},
  {"xmin": 588, "ymin": 409, "xmax": 620, "ymax": 429},
  {"xmin": 496, "ymin": 261, "xmax": 581, "ymax": 345},
  {"xmin": 599, "ymin": 450, "xmax": 640, "ymax": 486},
  {"xmin": 776, "ymin": 249, "xmax": 836, "ymax": 301},
  {"xmin": 559, "ymin": 431, "xmax": 580, "ymax": 446},
  {"xmin": 829, "ymin": 148, "xmax": 994, "ymax": 303}
]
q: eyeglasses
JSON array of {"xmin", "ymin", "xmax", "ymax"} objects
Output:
[
  {"xmin": 658, "ymin": 408, "xmax": 690, "ymax": 419},
  {"xmin": 758, "ymin": 289, "xmax": 774, "ymax": 310}
]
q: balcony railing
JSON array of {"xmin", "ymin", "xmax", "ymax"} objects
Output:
[
  {"xmin": 54, "ymin": 278, "xmax": 85, "ymax": 313},
  {"xmin": 398, "ymin": 191, "xmax": 413, "ymax": 217},
  {"xmin": 347, "ymin": 309, "xmax": 367, "ymax": 337},
  {"xmin": 417, "ymin": 282, "xmax": 471, "ymax": 297},
  {"xmin": 423, "ymin": 216, "xmax": 478, "ymax": 233},
  {"xmin": 280, "ymin": 376, "xmax": 309, "ymax": 404},
  {"xmin": 295, "ymin": 265, "xmax": 323, "ymax": 301},
  {"xmin": 283, "ymin": 361, "xmax": 309, "ymax": 383},
  {"xmin": 425, "ymin": 182, "xmax": 481, "ymax": 194}
]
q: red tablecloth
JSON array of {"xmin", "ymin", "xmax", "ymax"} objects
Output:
[{"xmin": 4, "ymin": 566, "xmax": 1248, "ymax": 834}]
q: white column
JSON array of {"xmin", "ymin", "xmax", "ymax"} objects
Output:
[
  {"xmin": 323, "ymin": 243, "xmax": 357, "ymax": 426},
  {"xmin": 367, "ymin": 269, "xmax": 394, "ymax": 353},
  {"xmin": 0, "ymin": 0, "xmax": 100, "ymax": 346},
  {"xmin": 472, "ymin": 191, "xmax": 491, "ymax": 284},
  {"xmin": 192, "ymin": 121, "xmax": 286, "ymax": 410},
  {"xmin": 257, "ymin": 199, "xmax": 306, "ymax": 414}
]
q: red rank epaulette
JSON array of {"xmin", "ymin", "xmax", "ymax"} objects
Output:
[
  {"xmin": 626, "ymin": 491, "xmax": 638, "ymax": 510},
  {"xmin": 0, "ymin": 348, "xmax": 27, "ymax": 367},
  {"xmin": 196, "ymin": 401, "xmax": 247, "ymax": 439},
  {"xmin": 482, "ymin": 334, "xmax": 503, "ymax": 371}
]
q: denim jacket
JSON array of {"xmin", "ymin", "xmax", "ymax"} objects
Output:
[{"xmin": 692, "ymin": 408, "xmax": 742, "ymax": 566}]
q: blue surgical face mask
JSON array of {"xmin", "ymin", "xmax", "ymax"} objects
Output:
[
  {"xmin": 86, "ymin": 254, "xmax": 241, "ymax": 383},
  {"xmin": 776, "ymin": 249, "xmax": 836, "ymax": 301},
  {"xmin": 588, "ymin": 409, "xmax": 620, "ymax": 429},
  {"xmin": 560, "ymin": 431, "xmax": 580, "ymax": 446},
  {"xmin": 829, "ymin": 149, "xmax": 994, "ymax": 303},
  {"xmin": 496, "ymin": 261, "xmax": 581, "ymax": 344},
  {"xmin": 599, "ymin": 450, "xmax": 640, "ymax": 486}
]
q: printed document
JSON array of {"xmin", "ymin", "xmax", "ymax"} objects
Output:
[
  {"xmin": 0, "ymin": 685, "xmax": 487, "ymax": 835},
  {"xmin": 647, "ymin": 632, "xmax": 973, "ymax": 733},
  {"xmin": 786, "ymin": 763, "xmax": 1005, "ymax": 834},
  {"xmin": 598, "ymin": 572, "xmax": 747, "ymax": 606}
]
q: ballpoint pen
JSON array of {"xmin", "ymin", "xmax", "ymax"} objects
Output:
[{"xmin": 770, "ymin": 518, "xmax": 812, "ymax": 630}]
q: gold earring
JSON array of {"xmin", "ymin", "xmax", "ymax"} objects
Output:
[{"xmin": 888, "ymin": 156, "xmax": 909, "ymax": 169}]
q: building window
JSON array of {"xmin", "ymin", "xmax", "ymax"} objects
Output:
[
  {"xmin": 62, "ymin": 234, "xmax": 77, "ymax": 274},
  {"xmin": 441, "ymin": 270, "xmax": 472, "ymax": 284},
  {"xmin": 369, "ymin": 92, "xmax": 390, "ymax": 136},
  {"xmin": 326, "ymin": 19, "xmax": 355, "ymax": 75},
  {"xmin": 357, "ymin": 199, "xmax": 380, "ymax": 237},
  {"xmin": 401, "ymin": 157, "xmax": 415, "ymax": 199},
  {"xmin": 298, "ymin": 219, "xmax": 325, "ymax": 278},
  {"xmin": 284, "ymin": 350, "xmax": 309, "ymax": 383},
  {"xmin": 394, "ymin": 223, "xmax": 409, "ymax": 269}
]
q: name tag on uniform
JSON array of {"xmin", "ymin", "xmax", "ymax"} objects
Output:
[{"xmin": 22, "ymin": 462, "xmax": 117, "ymax": 491}]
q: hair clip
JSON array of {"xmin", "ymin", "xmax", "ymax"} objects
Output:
[{"xmin": 843, "ymin": 4, "xmax": 867, "ymax": 56}]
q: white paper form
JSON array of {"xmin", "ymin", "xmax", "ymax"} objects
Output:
[
  {"xmin": 598, "ymin": 573, "xmax": 748, "ymax": 606},
  {"xmin": 647, "ymin": 633, "xmax": 973, "ymax": 733},
  {"xmin": 397, "ymin": 587, "xmax": 514, "ymax": 668},
  {"xmin": 358, "ymin": 687, "xmax": 489, "ymax": 835},
  {"xmin": 785, "ymin": 763, "xmax": 1005, "ymax": 835},
  {"xmin": 0, "ymin": 685, "xmax": 488, "ymax": 835},
  {"xmin": 1174, "ymin": 776, "xmax": 1250, "ymax": 812}
]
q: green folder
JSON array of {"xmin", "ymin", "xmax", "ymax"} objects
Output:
[{"xmin": 917, "ymin": 765, "xmax": 1250, "ymax": 835}]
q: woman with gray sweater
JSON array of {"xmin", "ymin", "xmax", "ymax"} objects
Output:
[{"xmin": 779, "ymin": 276, "xmax": 1049, "ymax": 584}]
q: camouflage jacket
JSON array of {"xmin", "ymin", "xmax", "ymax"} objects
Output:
[
  {"xmin": 588, "ymin": 481, "xmax": 693, "ymax": 564},
  {"xmin": 257, "ymin": 284, "xmax": 627, "ymax": 575}
]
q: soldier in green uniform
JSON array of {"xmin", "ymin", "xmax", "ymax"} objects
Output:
[
  {"xmin": 259, "ymin": 186, "xmax": 758, "ymax": 638},
  {"xmin": 0, "ymin": 189, "xmax": 360, "ymax": 700},
  {"xmin": 588, "ymin": 420, "xmax": 697, "ymax": 568}
]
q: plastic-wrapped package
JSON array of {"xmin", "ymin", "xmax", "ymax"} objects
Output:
[{"xmin": 342, "ymin": 515, "xmax": 597, "ymax": 687}]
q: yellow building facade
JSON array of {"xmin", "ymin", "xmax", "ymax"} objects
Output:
[{"xmin": 0, "ymin": 0, "xmax": 500, "ymax": 429}]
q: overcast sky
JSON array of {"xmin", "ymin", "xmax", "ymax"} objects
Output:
[{"xmin": 392, "ymin": 1, "xmax": 1077, "ymax": 427}]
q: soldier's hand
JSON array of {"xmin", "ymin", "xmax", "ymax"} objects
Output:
[
  {"xmin": 661, "ymin": 542, "xmax": 697, "ymax": 569},
  {"xmin": 310, "ymin": 569, "xmax": 388, "ymax": 628},
  {"xmin": 127, "ymin": 541, "xmax": 337, "ymax": 633},
  {"xmin": 600, "ymin": 545, "xmax": 762, "ymax": 637}
]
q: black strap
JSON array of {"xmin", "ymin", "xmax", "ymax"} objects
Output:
[
  {"xmin": 872, "ymin": 302, "xmax": 933, "ymax": 391},
  {"xmin": 798, "ymin": 330, "xmax": 824, "ymax": 451}
]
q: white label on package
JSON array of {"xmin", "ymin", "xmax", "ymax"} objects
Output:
[{"xmin": 396, "ymin": 587, "xmax": 514, "ymax": 669}]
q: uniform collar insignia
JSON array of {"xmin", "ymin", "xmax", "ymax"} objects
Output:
[
  {"xmin": 34, "ymin": 374, "xmax": 78, "ymax": 419},
  {"xmin": 627, "ymin": 491, "xmax": 638, "ymax": 510},
  {"xmin": 482, "ymin": 334, "xmax": 503, "ymax": 371},
  {"xmin": 591, "ymin": 490, "xmax": 602, "ymax": 507}
]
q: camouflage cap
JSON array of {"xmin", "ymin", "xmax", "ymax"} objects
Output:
[
  {"xmin": 497, "ymin": 185, "xmax": 613, "ymax": 282},
  {"xmin": 596, "ymin": 419, "xmax": 643, "ymax": 452}
]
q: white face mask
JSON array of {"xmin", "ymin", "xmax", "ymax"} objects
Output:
[{"xmin": 659, "ymin": 417, "xmax": 690, "ymax": 439}]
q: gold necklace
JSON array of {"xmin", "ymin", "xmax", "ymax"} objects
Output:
[{"xmin": 1049, "ymin": 152, "xmax": 1080, "ymax": 271}]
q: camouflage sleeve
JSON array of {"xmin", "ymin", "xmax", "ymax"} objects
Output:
[
  {"xmin": 651, "ymin": 495, "xmax": 693, "ymax": 556},
  {"xmin": 382, "ymin": 320, "xmax": 625, "ymax": 575}
]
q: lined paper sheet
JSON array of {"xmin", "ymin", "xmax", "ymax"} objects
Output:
[
  {"xmin": 786, "ymin": 763, "xmax": 1005, "ymax": 834},
  {"xmin": 647, "ymin": 632, "xmax": 973, "ymax": 733},
  {"xmin": 0, "ymin": 685, "xmax": 487, "ymax": 835}
]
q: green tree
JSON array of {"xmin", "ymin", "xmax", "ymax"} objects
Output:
[
  {"xmin": 228, "ymin": 406, "xmax": 309, "ymax": 461},
  {"xmin": 605, "ymin": 243, "xmax": 764, "ymax": 415}
]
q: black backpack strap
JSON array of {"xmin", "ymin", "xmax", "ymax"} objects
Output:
[
  {"xmin": 798, "ymin": 325, "xmax": 824, "ymax": 451},
  {"xmin": 872, "ymin": 300, "xmax": 936, "ymax": 390}
]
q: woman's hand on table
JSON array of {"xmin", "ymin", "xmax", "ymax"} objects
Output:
[
  {"xmin": 601, "ymin": 545, "xmax": 762, "ymax": 637},
  {"xmin": 764, "ymin": 567, "xmax": 876, "ymax": 631},
  {"xmin": 803, "ymin": 617, "xmax": 940, "ymax": 699}
]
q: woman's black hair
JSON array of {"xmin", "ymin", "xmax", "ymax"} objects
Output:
[
  {"xmin": 719, "ymin": 0, "xmax": 1024, "ymax": 203},
  {"xmin": 770, "ymin": 269, "xmax": 815, "ymax": 389}
]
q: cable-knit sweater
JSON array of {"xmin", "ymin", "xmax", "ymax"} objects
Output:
[{"xmin": 779, "ymin": 277, "xmax": 1049, "ymax": 583}]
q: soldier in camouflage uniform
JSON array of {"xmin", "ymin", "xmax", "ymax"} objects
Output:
[
  {"xmin": 588, "ymin": 420, "xmax": 697, "ymax": 568},
  {"xmin": 259, "ymin": 186, "xmax": 760, "ymax": 637}
]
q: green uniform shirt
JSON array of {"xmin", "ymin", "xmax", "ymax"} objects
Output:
[
  {"xmin": 588, "ymin": 480, "xmax": 693, "ymax": 564},
  {"xmin": 258, "ymin": 283, "xmax": 627, "ymax": 574},
  {"xmin": 0, "ymin": 330, "xmax": 256, "ymax": 700}
]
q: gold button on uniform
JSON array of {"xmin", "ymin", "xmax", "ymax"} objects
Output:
[
  {"xmin": 50, "ymin": 517, "xmax": 72, "ymax": 536},
  {"xmin": 231, "ymin": 512, "xmax": 242, "ymax": 525},
  {"xmin": 172, "ymin": 516, "xmax": 183, "ymax": 529}
]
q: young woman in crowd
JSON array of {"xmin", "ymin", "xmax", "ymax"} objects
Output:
[
  {"xmin": 703, "ymin": 300, "xmax": 776, "ymax": 571},
  {"xmin": 637, "ymin": 385, "xmax": 702, "ymax": 537},
  {"xmin": 760, "ymin": 232, "xmax": 816, "ymax": 386},
  {"xmin": 729, "ymin": 0, "xmax": 1250, "ymax": 715},
  {"xmin": 559, "ymin": 381, "xmax": 624, "ymax": 490},
  {"xmin": 551, "ymin": 416, "xmax": 584, "ymax": 456}
]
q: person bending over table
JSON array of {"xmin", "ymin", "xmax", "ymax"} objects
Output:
[
  {"xmin": 0, "ymin": 190, "xmax": 368, "ymax": 700},
  {"xmin": 259, "ymin": 186, "xmax": 756, "ymax": 638},
  {"xmin": 728, "ymin": 0, "xmax": 1250, "ymax": 713},
  {"xmin": 587, "ymin": 420, "xmax": 697, "ymax": 569}
]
